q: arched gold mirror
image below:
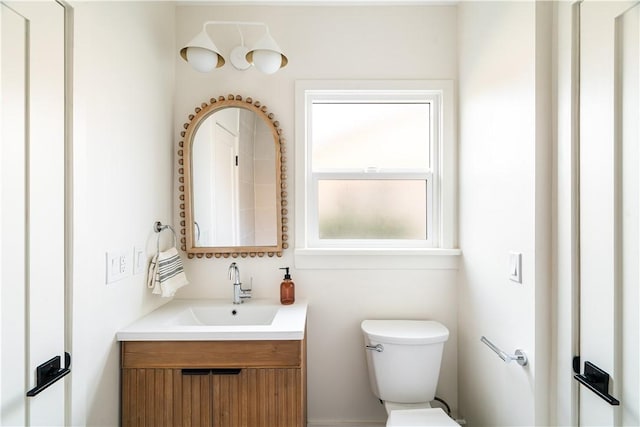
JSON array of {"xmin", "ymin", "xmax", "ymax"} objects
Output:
[{"xmin": 177, "ymin": 95, "xmax": 288, "ymax": 258}]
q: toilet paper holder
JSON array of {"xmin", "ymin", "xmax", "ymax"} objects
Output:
[{"xmin": 481, "ymin": 336, "xmax": 528, "ymax": 366}]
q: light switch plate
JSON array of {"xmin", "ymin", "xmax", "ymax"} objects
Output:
[
  {"xmin": 509, "ymin": 252, "xmax": 522, "ymax": 283},
  {"xmin": 133, "ymin": 246, "xmax": 146, "ymax": 275}
]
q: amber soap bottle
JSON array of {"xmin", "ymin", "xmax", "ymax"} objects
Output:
[{"xmin": 279, "ymin": 267, "xmax": 295, "ymax": 305}]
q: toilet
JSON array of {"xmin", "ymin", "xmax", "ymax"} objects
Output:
[{"xmin": 361, "ymin": 320, "xmax": 459, "ymax": 427}]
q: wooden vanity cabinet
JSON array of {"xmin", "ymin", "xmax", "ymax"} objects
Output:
[{"xmin": 121, "ymin": 339, "xmax": 306, "ymax": 427}]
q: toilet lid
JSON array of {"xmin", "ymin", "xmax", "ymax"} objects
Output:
[
  {"xmin": 361, "ymin": 320, "xmax": 449, "ymax": 345},
  {"xmin": 386, "ymin": 408, "xmax": 459, "ymax": 427}
]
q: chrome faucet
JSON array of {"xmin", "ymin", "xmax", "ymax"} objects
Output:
[{"xmin": 228, "ymin": 262, "xmax": 251, "ymax": 304}]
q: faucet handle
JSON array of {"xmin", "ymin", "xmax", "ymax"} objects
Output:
[{"xmin": 240, "ymin": 277, "xmax": 253, "ymax": 293}]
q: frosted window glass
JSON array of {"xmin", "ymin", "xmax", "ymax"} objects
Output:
[{"xmin": 318, "ymin": 180, "xmax": 427, "ymax": 239}]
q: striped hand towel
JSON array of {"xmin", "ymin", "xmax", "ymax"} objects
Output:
[{"xmin": 147, "ymin": 247, "xmax": 189, "ymax": 298}]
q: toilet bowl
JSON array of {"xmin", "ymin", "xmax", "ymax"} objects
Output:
[{"xmin": 361, "ymin": 320, "xmax": 459, "ymax": 427}]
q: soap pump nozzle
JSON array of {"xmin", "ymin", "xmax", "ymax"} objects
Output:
[{"xmin": 280, "ymin": 267, "xmax": 291, "ymax": 280}]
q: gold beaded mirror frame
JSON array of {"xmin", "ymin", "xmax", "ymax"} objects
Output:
[{"xmin": 177, "ymin": 94, "xmax": 288, "ymax": 259}]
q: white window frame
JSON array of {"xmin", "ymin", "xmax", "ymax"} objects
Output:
[{"xmin": 295, "ymin": 80, "xmax": 459, "ymax": 269}]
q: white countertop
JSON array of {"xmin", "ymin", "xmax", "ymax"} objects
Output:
[{"xmin": 116, "ymin": 299, "xmax": 307, "ymax": 341}]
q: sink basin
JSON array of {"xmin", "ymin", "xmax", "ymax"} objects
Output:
[
  {"xmin": 170, "ymin": 304, "xmax": 278, "ymax": 326},
  {"xmin": 116, "ymin": 299, "xmax": 308, "ymax": 341}
]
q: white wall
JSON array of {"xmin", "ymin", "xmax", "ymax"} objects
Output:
[
  {"xmin": 457, "ymin": 2, "xmax": 552, "ymax": 426},
  {"xmin": 174, "ymin": 5, "xmax": 459, "ymax": 425},
  {"xmin": 70, "ymin": 2, "xmax": 175, "ymax": 425}
]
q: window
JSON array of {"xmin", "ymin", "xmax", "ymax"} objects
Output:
[{"xmin": 295, "ymin": 81, "xmax": 457, "ymax": 268}]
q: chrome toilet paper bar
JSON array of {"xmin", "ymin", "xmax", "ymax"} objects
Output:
[{"xmin": 481, "ymin": 336, "xmax": 528, "ymax": 366}]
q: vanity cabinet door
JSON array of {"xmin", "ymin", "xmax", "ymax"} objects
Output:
[
  {"xmin": 213, "ymin": 368, "xmax": 303, "ymax": 427},
  {"xmin": 122, "ymin": 368, "xmax": 214, "ymax": 427},
  {"xmin": 122, "ymin": 368, "xmax": 192, "ymax": 427},
  {"xmin": 182, "ymin": 371, "xmax": 214, "ymax": 426}
]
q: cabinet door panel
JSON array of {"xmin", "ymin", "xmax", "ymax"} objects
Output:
[
  {"xmin": 122, "ymin": 368, "xmax": 183, "ymax": 427},
  {"xmin": 213, "ymin": 368, "xmax": 302, "ymax": 427},
  {"xmin": 213, "ymin": 371, "xmax": 246, "ymax": 426},
  {"xmin": 182, "ymin": 372, "xmax": 212, "ymax": 426}
]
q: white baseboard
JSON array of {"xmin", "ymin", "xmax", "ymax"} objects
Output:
[{"xmin": 307, "ymin": 422, "xmax": 385, "ymax": 427}]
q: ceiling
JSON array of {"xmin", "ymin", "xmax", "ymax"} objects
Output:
[{"xmin": 177, "ymin": 0, "xmax": 458, "ymax": 6}]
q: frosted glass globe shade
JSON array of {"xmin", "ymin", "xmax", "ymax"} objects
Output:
[
  {"xmin": 186, "ymin": 47, "xmax": 219, "ymax": 73},
  {"xmin": 252, "ymin": 50, "xmax": 282, "ymax": 74}
]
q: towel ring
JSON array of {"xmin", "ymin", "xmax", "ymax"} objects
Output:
[{"xmin": 154, "ymin": 221, "xmax": 177, "ymax": 253}]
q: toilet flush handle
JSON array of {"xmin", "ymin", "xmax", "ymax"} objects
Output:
[{"xmin": 365, "ymin": 344, "xmax": 384, "ymax": 352}]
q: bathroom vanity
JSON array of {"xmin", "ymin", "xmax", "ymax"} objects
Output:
[{"xmin": 117, "ymin": 300, "xmax": 307, "ymax": 427}]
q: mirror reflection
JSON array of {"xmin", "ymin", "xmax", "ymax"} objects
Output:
[
  {"xmin": 191, "ymin": 107, "xmax": 277, "ymax": 247},
  {"xmin": 179, "ymin": 95, "xmax": 287, "ymax": 259}
]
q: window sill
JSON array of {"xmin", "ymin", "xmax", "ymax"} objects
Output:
[{"xmin": 294, "ymin": 248, "xmax": 461, "ymax": 270}]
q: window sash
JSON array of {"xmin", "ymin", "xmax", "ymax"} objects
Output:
[
  {"xmin": 310, "ymin": 101, "xmax": 433, "ymax": 171},
  {"xmin": 308, "ymin": 172, "xmax": 435, "ymax": 248}
]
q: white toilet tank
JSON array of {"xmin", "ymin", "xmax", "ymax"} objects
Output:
[{"xmin": 361, "ymin": 320, "xmax": 449, "ymax": 404}]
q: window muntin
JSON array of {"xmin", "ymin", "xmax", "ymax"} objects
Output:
[{"xmin": 304, "ymin": 90, "xmax": 440, "ymax": 248}]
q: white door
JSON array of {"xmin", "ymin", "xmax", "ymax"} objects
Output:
[
  {"xmin": 213, "ymin": 123, "xmax": 238, "ymax": 246},
  {"xmin": 191, "ymin": 118, "xmax": 238, "ymax": 247},
  {"xmin": 0, "ymin": 1, "xmax": 68, "ymax": 425},
  {"xmin": 193, "ymin": 119, "xmax": 216, "ymax": 246},
  {"xmin": 579, "ymin": 1, "xmax": 639, "ymax": 425}
]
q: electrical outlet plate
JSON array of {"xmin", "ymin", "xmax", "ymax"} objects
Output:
[
  {"xmin": 106, "ymin": 250, "xmax": 131, "ymax": 284},
  {"xmin": 509, "ymin": 252, "xmax": 522, "ymax": 283}
]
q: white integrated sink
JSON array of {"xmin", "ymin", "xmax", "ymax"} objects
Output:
[
  {"xmin": 116, "ymin": 299, "xmax": 307, "ymax": 341},
  {"xmin": 170, "ymin": 304, "xmax": 279, "ymax": 326}
]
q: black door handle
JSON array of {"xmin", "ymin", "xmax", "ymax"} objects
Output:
[
  {"xmin": 574, "ymin": 361, "xmax": 620, "ymax": 405},
  {"xmin": 182, "ymin": 369, "xmax": 211, "ymax": 376},
  {"xmin": 182, "ymin": 368, "xmax": 242, "ymax": 376},
  {"xmin": 211, "ymin": 368, "xmax": 241, "ymax": 375},
  {"xmin": 26, "ymin": 353, "xmax": 71, "ymax": 397}
]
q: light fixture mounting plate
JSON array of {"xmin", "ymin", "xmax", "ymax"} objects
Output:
[{"xmin": 230, "ymin": 45, "xmax": 251, "ymax": 70}]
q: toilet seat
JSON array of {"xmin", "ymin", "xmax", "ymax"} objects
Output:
[{"xmin": 386, "ymin": 408, "xmax": 459, "ymax": 427}]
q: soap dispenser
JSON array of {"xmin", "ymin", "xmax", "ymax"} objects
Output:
[{"xmin": 279, "ymin": 267, "xmax": 295, "ymax": 305}]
